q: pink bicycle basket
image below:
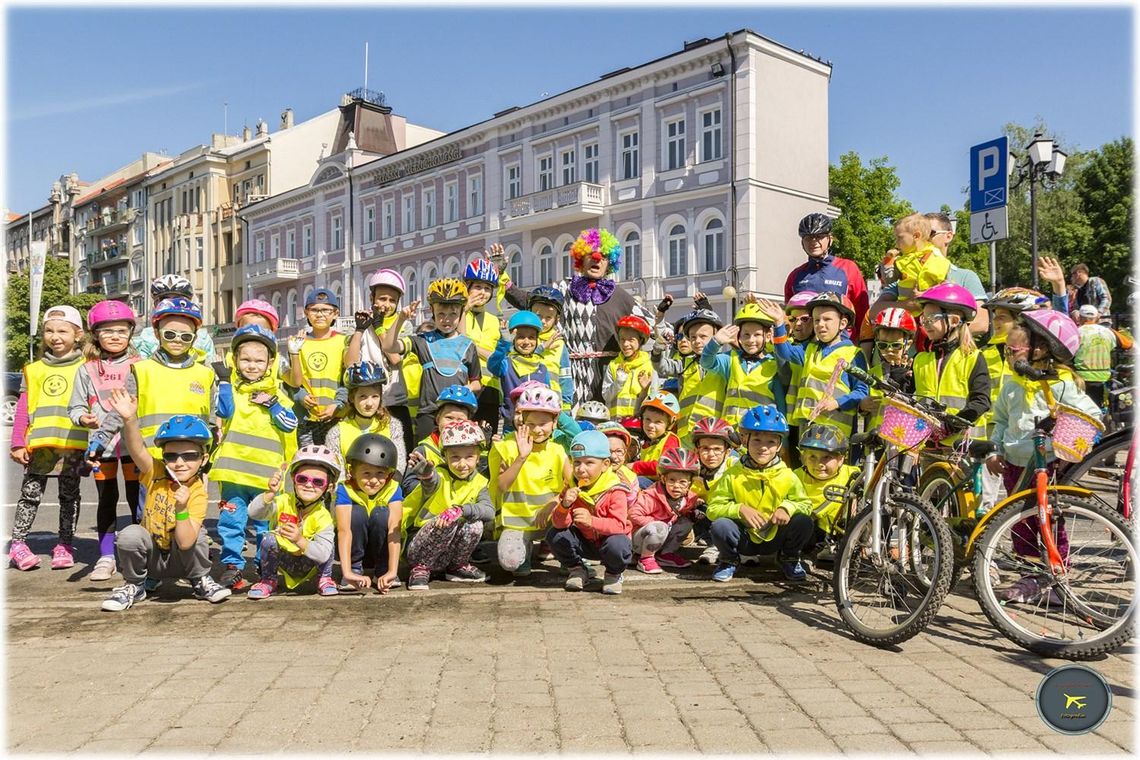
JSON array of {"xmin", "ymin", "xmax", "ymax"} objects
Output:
[
  {"xmin": 879, "ymin": 398, "xmax": 938, "ymax": 450},
  {"xmin": 1051, "ymin": 404, "xmax": 1105, "ymax": 463}
]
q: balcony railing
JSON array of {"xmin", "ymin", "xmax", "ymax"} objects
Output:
[
  {"xmin": 86, "ymin": 208, "xmax": 132, "ymax": 235},
  {"xmin": 247, "ymin": 258, "xmax": 300, "ymax": 285},
  {"xmin": 505, "ymin": 181, "xmax": 605, "ymax": 220}
]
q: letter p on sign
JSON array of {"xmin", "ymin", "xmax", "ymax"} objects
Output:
[{"xmin": 976, "ymin": 147, "xmax": 1000, "ymax": 191}]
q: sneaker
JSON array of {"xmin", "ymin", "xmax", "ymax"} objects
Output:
[
  {"xmin": 8, "ymin": 541, "xmax": 40, "ymax": 571},
  {"xmin": 89, "ymin": 555, "xmax": 117, "ymax": 581},
  {"xmin": 564, "ymin": 565, "xmax": 589, "ymax": 591},
  {"xmin": 637, "ymin": 555, "xmax": 663, "ymax": 574},
  {"xmin": 657, "ymin": 551, "xmax": 692, "ymax": 569},
  {"xmin": 192, "ymin": 575, "xmax": 232, "ymax": 603},
  {"xmin": 712, "ymin": 562, "xmax": 737, "ymax": 583},
  {"xmin": 143, "ymin": 577, "xmax": 162, "ymax": 592},
  {"xmin": 444, "ymin": 564, "xmax": 487, "ymax": 583},
  {"xmin": 247, "ymin": 579, "xmax": 277, "ymax": 599},
  {"xmin": 780, "ymin": 558, "xmax": 808, "ymax": 583},
  {"xmin": 317, "ymin": 575, "xmax": 339, "ymax": 596},
  {"xmin": 218, "ymin": 564, "xmax": 246, "ymax": 590},
  {"xmin": 815, "ymin": 543, "xmax": 837, "ymax": 563},
  {"xmin": 535, "ymin": 541, "xmax": 555, "ymax": 561},
  {"xmin": 101, "ymin": 583, "xmax": 145, "ymax": 612},
  {"xmin": 1002, "ymin": 575, "xmax": 1059, "ymax": 604},
  {"xmin": 50, "ymin": 544, "xmax": 76, "ymax": 570},
  {"xmin": 740, "ymin": 554, "xmax": 762, "ymax": 567},
  {"xmin": 698, "ymin": 546, "xmax": 720, "ymax": 565},
  {"xmin": 407, "ymin": 565, "xmax": 431, "ymax": 591},
  {"xmin": 470, "ymin": 544, "xmax": 493, "ymax": 566},
  {"xmin": 512, "ymin": 559, "xmax": 533, "ymax": 578},
  {"xmin": 602, "ymin": 572, "xmax": 625, "ymax": 595}
]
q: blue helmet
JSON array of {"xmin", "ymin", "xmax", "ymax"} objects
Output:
[
  {"xmin": 569, "ymin": 430, "xmax": 611, "ymax": 459},
  {"xmin": 437, "ymin": 384, "xmax": 479, "ymax": 412},
  {"xmin": 151, "ymin": 297, "xmax": 203, "ymax": 328},
  {"xmin": 464, "ymin": 259, "xmax": 500, "ymax": 285},
  {"xmin": 662, "ymin": 376, "xmax": 680, "ymax": 395},
  {"xmin": 508, "ymin": 310, "xmax": 543, "ymax": 332},
  {"xmin": 798, "ymin": 424, "xmax": 848, "ymax": 453},
  {"xmin": 528, "ymin": 285, "xmax": 564, "ymax": 314},
  {"xmin": 345, "ymin": 361, "xmax": 387, "ymax": 389},
  {"xmin": 154, "ymin": 415, "xmax": 213, "ymax": 448},
  {"xmin": 231, "ymin": 324, "xmax": 278, "ymax": 358},
  {"xmin": 739, "ymin": 404, "xmax": 789, "ymax": 436}
]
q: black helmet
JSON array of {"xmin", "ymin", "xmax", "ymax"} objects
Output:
[
  {"xmin": 798, "ymin": 213, "xmax": 832, "ymax": 237},
  {"xmin": 680, "ymin": 308, "xmax": 724, "ymax": 336},
  {"xmin": 345, "ymin": 434, "xmax": 399, "ymax": 470}
]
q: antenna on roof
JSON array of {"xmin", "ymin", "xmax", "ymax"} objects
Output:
[
  {"xmin": 364, "ymin": 42, "xmax": 369, "ymax": 92},
  {"xmin": 224, "ymin": 101, "xmax": 228, "ymax": 136}
]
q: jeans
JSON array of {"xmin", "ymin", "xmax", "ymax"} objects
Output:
[
  {"xmin": 347, "ymin": 504, "xmax": 392, "ymax": 574},
  {"xmin": 217, "ymin": 482, "xmax": 269, "ymax": 569},
  {"xmin": 709, "ymin": 513, "xmax": 814, "ymax": 563},
  {"xmin": 546, "ymin": 525, "xmax": 632, "ymax": 574}
]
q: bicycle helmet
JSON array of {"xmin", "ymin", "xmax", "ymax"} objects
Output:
[
  {"xmin": 345, "ymin": 433, "xmax": 398, "ymax": 470},
  {"xmin": 739, "ymin": 404, "xmax": 789, "ymax": 436},
  {"xmin": 151, "ymin": 297, "xmax": 203, "ymax": 328},
  {"xmin": 87, "ymin": 300, "xmax": 137, "ymax": 331},
  {"xmin": 1019, "ymin": 309, "xmax": 1081, "ymax": 363},
  {"xmin": 508, "ymin": 311, "xmax": 543, "ymax": 332},
  {"xmin": 798, "ymin": 213, "xmax": 832, "ymax": 237},
  {"xmin": 596, "ymin": 421, "xmax": 631, "ymax": 446},
  {"xmin": 620, "ymin": 415, "xmax": 644, "ymax": 440},
  {"xmin": 985, "ymin": 287, "xmax": 1049, "ymax": 314},
  {"xmin": 569, "ymin": 430, "xmax": 611, "ymax": 459},
  {"xmin": 616, "ymin": 315, "xmax": 651, "ymax": 341},
  {"xmin": 798, "ymin": 424, "xmax": 849, "ymax": 454},
  {"xmin": 344, "ymin": 361, "xmax": 387, "ymax": 389},
  {"xmin": 509, "ymin": 379, "xmax": 546, "ymax": 405},
  {"xmin": 368, "ymin": 268, "xmax": 406, "ymax": 296},
  {"xmin": 690, "ymin": 417, "xmax": 735, "ymax": 446},
  {"xmin": 464, "ymin": 259, "xmax": 499, "ymax": 285},
  {"xmin": 915, "ymin": 282, "xmax": 978, "ymax": 321},
  {"xmin": 515, "ymin": 385, "xmax": 561, "ymax": 415},
  {"xmin": 231, "ymin": 324, "xmax": 278, "ymax": 357},
  {"xmin": 150, "ymin": 274, "xmax": 193, "ymax": 301},
  {"xmin": 640, "ymin": 391, "xmax": 680, "ymax": 420},
  {"xmin": 734, "ymin": 303, "xmax": 776, "ymax": 327},
  {"xmin": 680, "ymin": 308, "xmax": 724, "ymax": 335},
  {"xmin": 290, "ymin": 444, "xmax": 342, "ymax": 482},
  {"xmin": 154, "ymin": 415, "xmax": 213, "ymax": 448},
  {"xmin": 528, "ymin": 285, "xmax": 565, "ymax": 314},
  {"xmin": 576, "ymin": 400, "xmax": 610, "ymax": 423},
  {"xmin": 873, "ymin": 307, "xmax": 917, "ymax": 334},
  {"xmin": 440, "ymin": 419, "xmax": 484, "ymax": 448},
  {"xmin": 426, "ymin": 277, "xmax": 468, "ymax": 305},
  {"xmin": 805, "ymin": 292, "xmax": 856, "ymax": 323},
  {"xmin": 658, "ymin": 447, "xmax": 700, "ymax": 475},
  {"xmin": 785, "ymin": 291, "xmax": 818, "ymax": 312},
  {"xmin": 234, "ymin": 299, "xmax": 280, "ymax": 331},
  {"xmin": 437, "ymin": 384, "xmax": 479, "ymax": 412}
]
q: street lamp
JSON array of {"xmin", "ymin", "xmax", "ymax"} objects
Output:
[
  {"xmin": 722, "ymin": 266, "xmax": 739, "ymax": 316},
  {"xmin": 1011, "ymin": 132, "xmax": 1067, "ymax": 289}
]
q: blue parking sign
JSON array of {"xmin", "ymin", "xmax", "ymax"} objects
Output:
[{"xmin": 970, "ymin": 137, "xmax": 1008, "ymax": 212}]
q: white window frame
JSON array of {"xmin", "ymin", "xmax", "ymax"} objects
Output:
[
  {"xmin": 667, "ymin": 224, "xmax": 687, "ymax": 277},
  {"xmin": 271, "ymin": 234, "xmax": 280, "ymax": 259},
  {"xmin": 561, "ymin": 148, "xmax": 577, "ymax": 185},
  {"xmin": 538, "ymin": 244, "xmax": 554, "ymax": 284},
  {"xmin": 620, "ymin": 130, "xmax": 639, "ymax": 180},
  {"xmin": 445, "ymin": 182, "xmax": 458, "ymax": 223},
  {"xmin": 702, "ymin": 218, "xmax": 725, "ymax": 272},
  {"xmin": 467, "ymin": 175, "xmax": 482, "ymax": 216},
  {"xmin": 583, "ymin": 143, "xmax": 599, "ymax": 184},
  {"xmin": 403, "ymin": 194, "xmax": 415, "ymax": 233},
  {"xmin": 303, "ymin": 224, "xmax": 313, "ymax": 257},
  {"xmin": 538, "ymin": 155, "xmax": 554, "ymax": 192},
  {"xmin": 256, "ymin": 237, "xmax": 265, "ymax": 263},
  {"xmin": 332, "ymin": 216, "xmax": 343, "ymax": 249},
  {"xmin": 623, "ymin": 230, "xmax": 641, "ymax": 281},
  {"xmin": 423, "ymin": 188, "xmax": 436, "ymax": 228},
  {"xmin": 665, "ymin": 117, "xmax": 686, "ymax": 171},
  {"xmin": 508, "ymin": 248, "xmax": 523, "ymax": 285},
  {"xmin": 382, "ymin": 200, "xmax": 394, "ymax": 238},
  {"xmin": 699, "ymin": 107, "xmax": 723, "ymax": 162},
  {"xmin": 365, "ymin": 206, "xmax": 375, "ymax": 242},
  {"xmin": 506, "ymin": 164, "xmax": 522, "ymax": 200},
  {"xmin": 287, "ymin": 228, "xmax": 296, "ymax": 258}
]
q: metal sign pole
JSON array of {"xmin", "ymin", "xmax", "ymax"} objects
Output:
[{"xmin": 989, "ymin": 241, "xmax": 997, "ymax": 294}]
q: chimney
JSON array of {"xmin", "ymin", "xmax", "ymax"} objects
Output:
[
  {"xmin": 256, "ymin": 119, "xmax": 268, "ymax": 137},
  {"xmin": 280, "ymin": 108, "xmax": 294, "ymax": 130},
  {"xmin": 243, "ymin": 125, "xmax": 252, "ymax": 141}
]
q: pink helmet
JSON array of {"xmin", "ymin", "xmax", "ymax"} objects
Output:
[
  {"xmin": 235, "ymin": 299, "xmax": 279, "ymax": 331},
  {"xmin": 1020, "ymin": 309, "xmax": 1081, "ymax": 362},
  {"xmin": 515, "ymin": 385, "xmax": 561, "ymax": 415},
  {"xmin": 440, "ymin": 419, "xmax": 484, "ymax": 448},
  {"xmin": 785, "ymin": 291, "xmax": 818, "ymax": 312},
  {"xmin": 508, "ymin": 379, "xmax": 546, "ymax": 404},
  {"xmin": 289, "ymin": 444, "xmax": 342, "ymax": 482},
  {"xmin": 368, "ymin": 268, "xmax": 406, "ymax": 296},
  {"xmin": 915, "ymin": 282, "xmax": 978, "ymax": 320},
  {"xmin": 659, "ymin": 446, "xmax": 700, "ymax": 475},
  {"xmin": 87, "ymin": 300, "xmax": 137, "ymax": 330}
]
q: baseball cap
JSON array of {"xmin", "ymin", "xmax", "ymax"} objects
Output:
[
  {"xmin": 1077, "ymin": 305, "xmax": 1099, "ymax": 319},
  {"xmin": 305, "ymin": 288, "xmax": 339, "ymax": 309},
  {"xmin": 42, "ymin": 305, "xmax": 83, "ymax": 329}
]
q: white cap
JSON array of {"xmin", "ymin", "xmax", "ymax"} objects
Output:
[
  {"xmin": 42, "ymin": 304, "xmax": 83, "ymax": 329},
  {"xmin": 1077, "ymin": 304, "xmax": 1100, "ymax": 319}
]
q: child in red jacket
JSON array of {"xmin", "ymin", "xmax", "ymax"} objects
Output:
[
  {"xmin": 547, "ymin": 430, "xmax": 632, "ymax": 595},
  {"xmin": 629, "ymin": 447, "xmax": 701, "ymax": 574}
]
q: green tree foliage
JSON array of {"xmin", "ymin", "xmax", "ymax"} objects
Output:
[
  {"xmin": 1075, "ymin": 136, "xmax": 1133, "ymax": 296},
  {"xmin": 828, "ymin": 151, "xmax": 913, "ymax": 276},
  {"xmin": 6, "ymin": 254, "xmax": 101, "ymax": 370},
  {"xmin": 943, "ymin": 203, "xmax": 991, "ymax": 284}
]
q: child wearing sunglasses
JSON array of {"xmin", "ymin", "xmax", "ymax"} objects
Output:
[
  {"xmin": 858, "ymin": 307, "xmax": 917, "ymax": 428},
  {"xmin": 246, "ymin": 445, "xmax": 341, "ymax": 598},
  {"xmin": 285, "ymin": 288, "xmax": 348, "ymax": 447},
  {"xmin": 100, "ymin": 389, "xmax": 231, "ymax": 611}
]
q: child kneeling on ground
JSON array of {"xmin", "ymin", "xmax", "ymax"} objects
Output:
[
  {"xmin": 706, "ymin": 404, "xmax": 813, "ymax": 583},
  {"xmin": 101, "ymin": 389, "xmax": 231, "ymax": 611},
  {"xmin": 629, "ymin": 447, "xmax": 701, "ymax": 574},
  {"xmin": 794, "ymin": 424, "xmax": 860, "ymax": 561},
  {"xmin": 335, "ymin": 434, "xmax": 404, "ymax": 594}
]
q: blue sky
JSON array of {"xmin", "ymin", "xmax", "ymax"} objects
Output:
[{"xmin": 5, "ymin": 6, "xmax": 1132, "ymax": 216}]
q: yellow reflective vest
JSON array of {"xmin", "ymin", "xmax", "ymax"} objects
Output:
[
  {"xmin": 402, "ymin": 468, "xmax": 488, "ymax": 533},
  {"xmin": 538, "ymin": 329, "xmax": 570, "ymax": 411},
  {"xmin": 134, "ymin": 359, "xmax": 214, "ymax": 459},
  {"xmin": 795, "ymin": 464, "xmax": 860, "ymax": 533},
  {"xmin": 607, "ymin": 350, "xmax": 654, "ymax": 419},
  {"xmin": 678, "ymin": 357, "xmax": 725, "ymax": 440},
  {"xmin": 914, "ymin": 347, "xmax": 988, "ymax": 443},
  {"xmin": 298, "ymin": 333, "xmax": 346, "ymax": 419},
  {"xmin": 336, "ymin": 415, "xmax": 393, "ymax": 467},
  {"xmin": 267, "ymin": 493, "xmax": 335, "ymax": 588},
  {"xmin": 24, "ymin": 356, "xmax": 88, "ymax": 451},
  {"xmin": 466, "ymin": 309, "xmax": 502, "ymax": 392},
  {"xmin": 723, "ymin": 352, "xmax": 779, "ymax": 430},
  {"xmin": 706, "ymin": 458, "xmax": 811, "ymax": 544},
  {"xmin": 211, "ymin": 389, "xmax": 297, "ymax": 489},
  {"xmin": 339, "ymin": 478, "xmax": 400, "ymax": 518},
  {"xmin": 790, "ymin": 342, "xmax": 861, "ymax": 436},
  {"xmin": 489, "ymin": 437, "xmax": 568, "ymax": 535}
]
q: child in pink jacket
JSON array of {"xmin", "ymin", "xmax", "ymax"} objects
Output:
[{"xmin": 629, "ymin": 447, "xmax": 701, "ymax": 574}]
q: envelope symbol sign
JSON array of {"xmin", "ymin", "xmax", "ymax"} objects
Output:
[{"xmin": 984, "ymin": 188, "xmax": 1005, "ymax": 205}]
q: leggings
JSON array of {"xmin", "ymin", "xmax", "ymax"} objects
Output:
[
  {"xmin": 12, "ymin": 449, "xmax": 84, "ymax": 545},
  {"xmin": 93, "ymin": 457, "xmax": 140, "ymax": 557}
]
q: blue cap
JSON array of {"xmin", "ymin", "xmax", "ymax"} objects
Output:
[
  {"xmin": 305, "ymin": 288, "xmax": 339, "ymax": 309},
  {"xmin": 508, "ymin": 310, "xmax": 543, "ymax": 332},
  {"xmin": 569, "ymin": 430, "xmax": 612, "ymax": 459}
]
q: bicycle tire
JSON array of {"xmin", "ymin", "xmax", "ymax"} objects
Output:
[
  {"xmin": 917, "ymin": 467, "xmax": 967, "ymax": 591},
  {"xmin": 971, "ymin": 493, "xmax": 1137, "ymax": 660},
  {"xmin": 833, "ymin": 493, "xmax": 954, "ymax": 647},
  {"xmin": 1060, "ymin": 428, "xmax": 1133, "ymax": 516}
]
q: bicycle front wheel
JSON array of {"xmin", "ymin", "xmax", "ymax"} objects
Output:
[
  {"xmin": 833, "ymin": 494, "xmax": 954, "ymax": 647},
  {"xmin": 971, "ymin": 493, "xmax": 1137, "ymax": 660},
  {"xmin": 917, "ymin": 466, "xmax": 969, "ymax": 591}
]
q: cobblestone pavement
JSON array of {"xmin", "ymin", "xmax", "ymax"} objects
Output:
[{"xmin": 2, "ymin": 458, "xmax": 1135, "ymax": 754}]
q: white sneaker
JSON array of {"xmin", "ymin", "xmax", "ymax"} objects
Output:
[
  {"xmin": 699, "ymin": 546, "xmax": 720, "ymax": 565},
  {"xmin": 89, "ymin": 555, "xmax": 117, "ymax": 582}
]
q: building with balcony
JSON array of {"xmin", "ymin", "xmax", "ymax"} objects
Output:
[
  {"xmin": 5, "ymin": 173, "xmax": 85, "ymax": 275},
  {"xmin": 241, "ymin": 30, "xmax": 835, "ymax": 328}
]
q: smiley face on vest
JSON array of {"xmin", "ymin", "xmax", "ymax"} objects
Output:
[{"xmin": 42, "ymin": 374, "xmax": 68, "ymax": 397}]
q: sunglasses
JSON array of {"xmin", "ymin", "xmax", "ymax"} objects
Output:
[
  {"xmin": 919, "ymin": 313, "xmax": 949, "ymax": 326},
  {"xmin": 875, "ymin": 340, "xmax": 908, "ymax": 351},
  {"xmin": 307, "ymin": 308, "xmax": 336, "ymax": 316},
  {"xmin": 293, "ymin": 473, "xmax": 328, "ymax": 489},
  {"xmin": 789, "ymin": 315, "xmax": 813, "ymax": 324},
  {"xmin": 96, "ymin": 327, "xmax": 132, "ymax": 337},
  {"xmin": 162, "ymin": 451, "xmax": 202, "ymax": 463},
  {"xmin": 161, "ymin": 329, "xmax": 196, "ymax": 343}
]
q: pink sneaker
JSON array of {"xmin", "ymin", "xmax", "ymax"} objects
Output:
[
  {"xmin": 637, "ymin": 555, "xmax": 663, "ymax": 574},
  {"xmin": 50, "ymin": 544, "xmax": 76, "ymax": 570},
  {"xmin": 247, "ymin": 579, "xmax": 278, "ymax": 599},
  {"xmin": 9, "ymin": 541, "xmax": 40, "ymax": 571},
  {"xmin": 317, "ymin": 576, "xmax": 339, "ymax": 596},
  {"xmin": 657, "ymin": 551, "xmax": 692, "ymax": 569}
]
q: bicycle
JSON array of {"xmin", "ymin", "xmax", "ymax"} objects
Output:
[
  {"xmin": 1060, "ymin": 425, "xmax": 1135, "ymax": 519},
  {"xmin": 964, "ymin": 362, "xmax": 1135, "ymax": 660},
  {"xmin": 828, "ymin": 363, "xmax": 955, "ymax": 648}
]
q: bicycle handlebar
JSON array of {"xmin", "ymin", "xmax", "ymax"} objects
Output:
[{"xmin": 846, "ymin": 363, "xmax": 949, "ymax": 418}]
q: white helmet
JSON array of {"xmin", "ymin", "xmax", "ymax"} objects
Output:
[
  {"xmin": 150, "ymin": 274, "xmax": 193, "ymax": 301},
  {"xmin": 576, "ymin": 400, "xmax": 610, "ymax": 423},
  {"xmin": 368, "ymin": 268, "xmax": 406, "ymax": 296},
  {"xmin": 515, "ymin": 385, "xmax": 561, "ymax": 415},
  {"xmin": 440, "ymin": 420, "xmax": 484, "ymax": 448}
]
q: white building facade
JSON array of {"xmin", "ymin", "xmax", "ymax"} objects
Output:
[{"xmin": 242, "ymin": 31, "xmax": 834, "ymax": 328}]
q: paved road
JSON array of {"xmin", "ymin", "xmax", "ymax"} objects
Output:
[{"xmin": 2, "ymin": 450, "xmax": 1134, "ymax": 754}]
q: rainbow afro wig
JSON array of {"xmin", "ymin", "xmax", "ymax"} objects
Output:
[{"xmin": 570, "ymin": 228, "xmax": 622, "ymax": 276}]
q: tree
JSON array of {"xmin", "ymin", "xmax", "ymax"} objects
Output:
[
  {"xmin": 942, "ymin": 203, "xmax": 991, "ymax": 284},
  {"xmin": 828, "ymin": 151, "xmax": 913, "ymax": 277},
  {"xmin": 5, "ymin": 254, "xmax": 101, "ymax": 370},
  {"xmin": 1075, "ymin": 136, "xmax": 1133, "ymax": 297}
]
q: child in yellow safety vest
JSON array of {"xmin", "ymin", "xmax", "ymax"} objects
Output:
[
  {"xmin": 402, "ymin": 420, "xmax": 494, "ymax": 591},
  {"xmin": 488, "ymin": 310, "xmax": 557, "ymax": 432},
  {"xmin": 402, "ymin": 384, "xmax": 479, "ymax": 489},
  {"xmin": 334, "ymin": 434, "xmax": 405, "ymax": 595},
  {"xmin": 463, "ymin": 258, "xmax": 507, "ymax": 432},
  {"xmin": 326, "ymin": 361, "xmax": 406, "ymax": 474},
  {"xmin": 777, "ymin": 291, "xmax": 818, "ymax": 425},
  {"xmin": 883, "ymin": 212, "xmax": 950, "ymax": 301},
  {"xmin": 858, "ymin": 308, "xmax": 917, "ymax": 430},
  {"xmin": 655, "ymin": 300, "xmax": 727, "ymax": 441},
  {"xmin": 489, "ymin": 385, "xmax": 571, "ymax": 578},
  {"xmin": 701, "ymin": 302, "xmax": 783, "ymax": 429},
  {"xmin": 528, "ymin": 286, "xmax": 575, "ymax": 410},
  {"xmin": 630, "ymin": 391, "xmax": 682, "ymax": 485},
  {"xmin": 603, "ymin": 315, "xmax": 657, "ymax": 419},
  {"xmin": 9, "ymin": 305, "xmax": 90, "ymax": 572},
  {"xmin": 794, "ymin": 425, "xmax": 861, "ymax": 560},
  {"xmin": 246, "ymin": 445, "xmax": 340, "ymax": 598},
  {"xmin": 688, "ymin": 416, "xmax": 739, "ymax": 566},
  {"xmin": 286, "ymin": 288, "xmax": 348, "ymax": 447},
  {"xmin": 211, "ymin": 324, "xmax": 299, "ymax": 591}
]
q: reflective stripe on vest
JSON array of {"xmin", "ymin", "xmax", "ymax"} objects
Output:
[
  {"xmin": 405, "ymin": 471, "xmax": 488, "ymax": 530},
  {"xmin": 608, "ymin": 351, "xmax": 654, "ymax": 419},
  {"xmin": 24, "ymin": 359, "xmax": 88, "ymax": 450},
  {"xmin": 678, "ymin": 359, "xmax": 725, "ymax": 440},
  {"xmin": 269, "ymin": 493, "xmax": 334, "ymax": 589},
  {"xmin": 495, "ymin": 441, "xmax": 566, "ymax": 533},
  {"xmin": 211, "ymin": 391, "xmax": 297, "ymax": 489},
  {"xmin": 467, "ymin": 310, "xmax": 501, "ymax": 391},
  {"xmin": 791, "ymin": 342, "xmax": 859, "ymax": 435},
  {"xmin": 134, "ymin": 359, "xmax": 214, "ymax": 459},
  {"xmin": 913, "ymin": 348, "xmax": 987, "ymax": 443},
  {"xmin": 299, "ymin": 334, "xmax": 345, "ymax": 409}
]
